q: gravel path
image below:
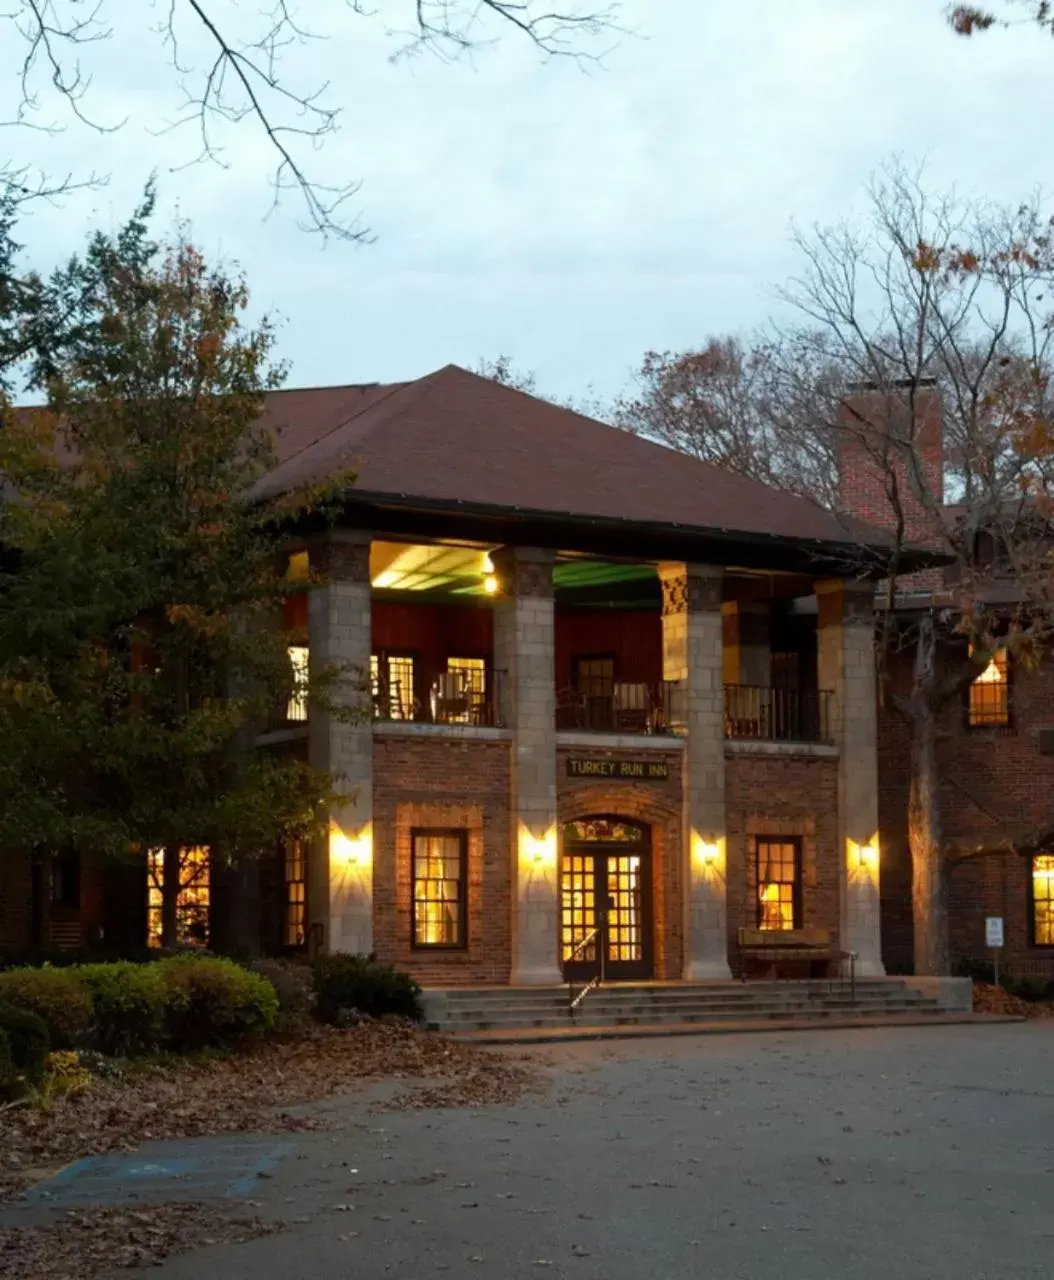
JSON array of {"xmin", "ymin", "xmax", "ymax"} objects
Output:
[{"xmin": 147, "ymin": 1021, "xmax": 1054, "ymax": 1280}]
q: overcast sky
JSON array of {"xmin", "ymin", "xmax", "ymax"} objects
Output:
[{"xmin": 4, "ymin": 1, "xmax": 1053, "ymax": 403}]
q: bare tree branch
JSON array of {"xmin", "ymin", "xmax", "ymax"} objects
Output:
[{"xmin": 1, "ymin": 1, "xmax": 624, "ymax": 236}]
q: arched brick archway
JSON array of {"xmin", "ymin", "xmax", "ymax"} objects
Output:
[{"xmin": 559, "ymin": 787, "xmax": 684, "ymax": 980}]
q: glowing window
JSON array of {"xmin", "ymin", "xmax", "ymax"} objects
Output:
[
  {"xmin": 285, "ymin": 840, "xmax": 306, "ymax": 948},
  {"xmin": 412, "ymin": 830, "xmax": 466, "ymax": 948},
  {"xmin": 969, "ymin": 648, "xmax": 1009, "ymax": 727},
  {"xmin": 147, "ymin": 846, "xmax": 210, "ymax": 948},
  {"xmin": 436, "ymin": 657, "xmax": 486, "ymax": 724},
  {"xmin": 1033, "ymin": 855, "xmax": 1054, "ymax": 946},
  {"xmin": 287, "ymin": 645, "xmax": 309, "ymax": 722},
  {"xmin": 756, "ymin": 837, "xmax": 801, "ymax": 931},
  {"xmin": 371, "ymin": 653, "xmax": 416, "ymax": 720}
]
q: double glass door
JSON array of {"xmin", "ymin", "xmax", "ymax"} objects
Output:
[{"xmin": 561, "ymin": 818, "xmax": 653, "ymax": 981}]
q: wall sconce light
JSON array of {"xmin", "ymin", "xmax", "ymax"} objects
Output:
[
  {"xmin": 848, "ymin": 836, "xmax": 880, "ymax": 872},
  {"xmin": 330, "ymin": 820, "xmax": 373, "ymax": 869},
  {"xmin": 484, "ymin": 574, "xmax": 498, "ymax": 595},
  {"xmin": 519, "ymin": 824, "xmax": 557, "ymax": 871},
  {"xmin": 692, "ymin": 830, "xmax": 723, "ymax": 870}
]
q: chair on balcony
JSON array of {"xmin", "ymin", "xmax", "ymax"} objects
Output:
[
  {"xmin": 614, "ymin": 682, "xmax": 651, "ymax": 734},
  {"xmin": 432, "ymin": 671, "xmax": 472, "ymax": 724},
  {"xmin": 555, "ymin": 686, "xmax": 586, "ymax": 730}
]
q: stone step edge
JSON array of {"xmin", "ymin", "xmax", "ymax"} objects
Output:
[
  {"xmin": 449, "ymin": 1012, "xmax": 1017, "ymax": 1045},
  {"xmin": 434, "ymin": 1008, "xmax": 945, "ymax": 1030},
  {"xmin": 432, "ymin": 993, "xmax": 942, "ymax": 1013}
]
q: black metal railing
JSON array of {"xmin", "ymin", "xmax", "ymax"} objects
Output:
[
  {"xmin": 723, "ymin": 685, "xmax": 832, "ymax": 744},
  {"xmin": 555, "ymin": 679, "xmax": 681, "ymax": 735},
  {"xmin": 566, "ymin": 919, "xmax": 606, "ymax": 1019},
  {"xmin": 373, "ymin": 665, "xmax": 508, "ymax": 728}
]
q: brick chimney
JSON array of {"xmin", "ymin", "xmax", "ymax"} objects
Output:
[{"xmin": 837, "ymin": 380, "xmax": 943, "ymax": 543}]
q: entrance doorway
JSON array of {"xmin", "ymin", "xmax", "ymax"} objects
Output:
[{"xmin": 561, "ymin": 817, "xmax": 653, "ymax": 981}]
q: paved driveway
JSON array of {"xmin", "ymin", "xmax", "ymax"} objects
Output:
[{"xmin": 154, "ymin": 1023, "xmax": 1054, "ymax": 1280}]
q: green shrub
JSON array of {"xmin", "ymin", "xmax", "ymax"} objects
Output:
[
  {"xmin": 1002, "ymin": 974, "xmax": 1050, "ymax": 1003},
  {"xmin": 312, "ymin": 954, "xmax": 422, "ymax": 1024},
  {"xmin": 77, "ymin": 962, "xmax": 167, "ymax": 1056},
  {"xmin": 0, "ymin": 968, "xmax": 92, "ymax": 1048},
  {"xmin": 0, "ymin": 1001, "xmax": 51, "ymax": 1082},
  {"xmin": 159, "ymin": 956, "xmax": 279, "ymax": 1050},
  {"xmin": 249, "ymin": 958, "xmax": 314, "ymax": 1032}
]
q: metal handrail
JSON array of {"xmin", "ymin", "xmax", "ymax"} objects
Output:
[{"xmin": 566, "ymin": 917, "xmax": 607, "ymax": 1018}]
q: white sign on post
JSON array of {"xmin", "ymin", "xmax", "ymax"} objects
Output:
[{"xmin": 986, "ymin": 917, "xmax": 1005, "ymax": 948}]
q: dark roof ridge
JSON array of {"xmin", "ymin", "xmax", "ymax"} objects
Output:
[{"xmin": 267, "ymin": 377, "xmax": 419, "ymax": 473}]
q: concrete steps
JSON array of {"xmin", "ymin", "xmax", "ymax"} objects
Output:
[{"xmin": 423, "ymin": 979, "xmax": 957, "ymax": 1035}]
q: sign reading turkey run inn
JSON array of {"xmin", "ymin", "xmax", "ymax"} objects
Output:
[{"xmin": 566, "ymin": 757, "xmax": 669, "ymax": 781}]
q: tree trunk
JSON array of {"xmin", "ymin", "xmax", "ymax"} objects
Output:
[
  {"xmin": 161, "ymin": 844, "xmax": 180, "ymax": 950},
  {"xmin": 907, "ymin": 617, "xmax": 950, "ymax": 975}
]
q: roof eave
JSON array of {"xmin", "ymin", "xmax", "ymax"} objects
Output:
[{"xmin": 282, "ymin": 489, "xmax": 946, "ymax": 579}]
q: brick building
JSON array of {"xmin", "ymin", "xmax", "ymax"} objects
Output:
[
  {"xmin": 837, "ymin": 383, "xmax": 1054, "ymax": 980},
  {"xmin": 3, "ymin": 365, "xmax": 933, "ymax": 987}
]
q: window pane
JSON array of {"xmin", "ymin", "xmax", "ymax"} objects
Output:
[
  {"xmin": 413, "ymin": 833, "xmax": 465, "ymax": 946},
  {"xmin": 969, "ymin": 648, "xmax": 1009, "ymax": 726},
  {"xmin": 147, "ymin": 846, "xmax": 211, "ymax": 948},
  {"xmin": 1034, "ymin": 855, "xmax": 1054, "ymax": 945},
  {"xmin": 286, "ymin": 645, "xmax": 309, "ymax": 722},
  {"xmin": 285, "ymin": 839, "xmax": 306, "ymax": 948},
  {"xmin": 439, "ymin": 658, "xmax": 486, "ymax": 724},
  {"xmin": 756, "ymin": 838, "xmax": 799, "ymax": 931}
]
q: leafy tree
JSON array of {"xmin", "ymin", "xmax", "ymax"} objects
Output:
[
  {"xmin": 949, "ymin": 3, "xmax": 1054, "ymax": 36},
  {"xmin": 0, "ymin": 195, "xmax": 351, "ymax": 947},
  {"xmin": 613, "ymin": 339, "xmax": 840, "ymax": 506}
]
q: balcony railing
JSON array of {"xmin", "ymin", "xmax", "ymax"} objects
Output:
[
  {"xmin": 724, "ymin": 685, "xmax": 832, "ymax": 744},
  {"xmin": 556, "ymin": 680, "xmax": 681, "ymax": 736},
  {"xmin": 373, "ymin": 666, "xmax": 508, "ymax": 728}
]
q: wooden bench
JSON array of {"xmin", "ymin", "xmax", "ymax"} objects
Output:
[{"xmin": 737, "ymin": 927, "xmax": 846, "ymax": 980}]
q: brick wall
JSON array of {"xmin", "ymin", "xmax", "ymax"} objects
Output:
[
  {"xmin": 878, "ymin": 646, "xmax": 1054, "ymax": 977},
  {"xmin": 373, "ymin": 735, "xmax": 512, "ymax": 985},
  {"xmin": 725, "ymin": 751, "xmax": 841, "ymax": 975},
  {"xmin": 558, "ymin": 745, "xmax": 685, "ymax": 979},
  {"xmin": 837, "ymin": 386, "xmax": 943, "ymax": 534}
]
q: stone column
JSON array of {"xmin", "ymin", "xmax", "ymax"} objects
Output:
[
  {"xmin": 817, "ymin": 580, "xmax": 885, "ymax": 976},
  {"xmin": 493, "ymin": 546, "xmax": 561, "ymax": 986},
  {"xmin": 660, "ymin": 562, "xmax": 731, "ymax": 981},
  {"xmin": 308, "ymin": 530, "xmax": 373, "ymax": 955}
]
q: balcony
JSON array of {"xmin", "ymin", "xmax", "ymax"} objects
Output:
[
  {"xmin": 724, "ymin": 685, "xmax": 832, "ymax": 745},
  {"xmin": 556, "ymin": 680, "xmax": 680, "ymax": 736},
  {"xmin": 373, "ymin": 661, "xmax": 508, "ymax": 728}
]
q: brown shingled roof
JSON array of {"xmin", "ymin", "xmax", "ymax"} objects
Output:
[{"xmin": 253, "ymin": 364, "xmax": 885, "ymax": 550}]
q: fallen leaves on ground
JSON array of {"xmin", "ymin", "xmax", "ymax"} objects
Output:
[
  {"xmin": 0, "ymin": 1022, "xmax": 538, "ymax": 1201},
  {"xmin": 0, "ymin": 1202, "xmax": 280, "ymax": 1280},
  {"xmin": 973, "ymin": 983, "xmax": 1054, "ymax": 1019}
]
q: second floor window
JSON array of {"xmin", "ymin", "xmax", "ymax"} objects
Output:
[
  {"xmin": 756, "ymin": 837, "xmax": 801, "ymax": 931},
  {"xmin": 968, "ymin": 648, "xmax": 1009, "ymax": 728},
  {"xmin": 434, "ymin": 657, "xmax": 486, "ymax": 723},
  {"xmin": 372, "ymin": 652, "xmax": 416, "ymax": 720}
]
